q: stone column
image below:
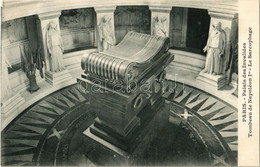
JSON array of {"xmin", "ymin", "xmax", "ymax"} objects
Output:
[
  {"xmin": 37, "ymin": 11, "xmax": 72, "ymax": 86},
  {"xmin": 196, "ymin": 10, "xmax": 237, "ymax": 90},
  {"xmin": 149, "ymin": 6, "xmax": 172, "ymax": 37},
  {"xmin": 94, "ymin": 6, "xmax": 116, "ymax": 52}
]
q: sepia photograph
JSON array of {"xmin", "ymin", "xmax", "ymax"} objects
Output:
[{"xmin": 1, "ymin": 0, "xmax": 259, "ymax": 166}]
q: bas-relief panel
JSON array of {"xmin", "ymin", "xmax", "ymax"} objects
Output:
[
  {"xmin": 114, "ymin": 6, "xmax": 150, "ymax": 26},
  {"xmin": 114, "ymin": 6, "xmax": 151, "ymax": 43},
  {"xmin": 59, "ymin": 8, "xmax": 95, "ymax": 51},
  {"xmin": 97, "ymin": 15, "xmax": 116, "ymax": 51},
  {"xmin": 151, "ymin": 15, "xmax": 168, "ymax": 37},
  {"xmin": 2, "ymin": 18, "xmax": 27, "ymax": 45},
  {"xmin": 59, "ymin": 8, "xmax": 95, "ymax": 30},
  {"xmin": 2, "ymin": 18, "xmax": 29, "ymax": 73}
]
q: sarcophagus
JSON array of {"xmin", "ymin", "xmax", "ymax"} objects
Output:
[{"xmin": 78, "ymin": 31, "xmax": 174, "ymax": 141}]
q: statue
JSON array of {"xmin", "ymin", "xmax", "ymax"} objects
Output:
[
  {"xmin": 46, "ymin": 22, "xmax": 65, "ymax": 72},
  {"xmin": 98, "ymin": 16, "xmax": 116, "ymax": 51},
  {"xmin": 202, "ymin": 21, "xmax": 226, "ymax": 75},
  {"xmin": 1, "ymin": 51, "xmax": 12, "ymax": 100},
  {"xmin": 152, "ymin": 16, "xmax": 167, "ymax": 37}
]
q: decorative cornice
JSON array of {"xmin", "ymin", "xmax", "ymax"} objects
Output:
[
  {"xmin": 2, "ymin": 0, "xmax": 238, "ymax": 21},
  {"xmin": 208, "ymin": 10, "xmax": 237, "ymax": 20},
  {"xmin": 94, "ymin": 6, "xmax": 116, "ymax": 13},
  {"xmin": 149, "ymin": 6, "xmax": 172, "ymax": 13},
  {"xmin": 37, "ymin": 11, "xmax": 61, "ymax": 21}
]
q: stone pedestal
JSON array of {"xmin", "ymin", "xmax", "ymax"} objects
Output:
[
  {"xmin": 79, "ymin": 30, "xmax": 173, "ymax": 165},
  {"xmin": 196, "ymin": 71, "xmax": 227, "ymax": 90},
  {"xmin": 83, "ymin": 101, "xmax": 168, "ymax": 165},
  {"xmin": 45, "ymin": 69, "xmax": 73, "ymax": 86},
  {"xmin": 1, "ymin": 93, "xmax": 25, "ymax": 121}
]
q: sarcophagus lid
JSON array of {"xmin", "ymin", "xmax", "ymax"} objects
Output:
[{"xmin": 81, "ymin": 31, "xmax": 171, "ymax": 84}]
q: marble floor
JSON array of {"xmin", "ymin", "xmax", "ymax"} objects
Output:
[
  {"xmin": 165, "ymin": 65, "xmax": 237, "ymax": 108},
  {"xmin": 1, "ymin": 77, "xmax": 238, "ymax": 166},
  {"xmin": 1, "ymin": 69, "xmax": 83, "ymax": 129}
]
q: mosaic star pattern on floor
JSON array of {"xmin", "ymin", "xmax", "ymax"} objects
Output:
[
  {"xmin": 1, "ymin": 80, "xmax": 237, "ymax": 166},
  {"xmin": 1, "ymin": 85, "xmax": 91, "ymax": 166},
  {"xmin": 163, "ymin": 80, "xmax": 237, "ymax": 165}
]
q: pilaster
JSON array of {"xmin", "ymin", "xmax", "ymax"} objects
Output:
[
  {"xmin": 94, "ymin": 6, "xmax": 116, "ymax": 52},
  {"xmin": 149, "ymin": 6, "xmax": 172, "ymax": 37},
  {"xmin": 36, "ymin": 11, "xmax": 62, "ymax": 71}
]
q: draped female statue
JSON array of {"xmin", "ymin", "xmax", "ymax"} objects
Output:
[
  {"xmin": 152, "ymin": 16, "xmax": 167, "ymax": 37},
  {"xmin": 47, "ymin": 22, "xmax": 65, "ymax": 72},
  {"xmin": 98, "ymin": 16, "xmax": 116, "ymax": 51},
  {"xmin": 202, "ymin": 21, "xmax": 226, "ymax": 75}
]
